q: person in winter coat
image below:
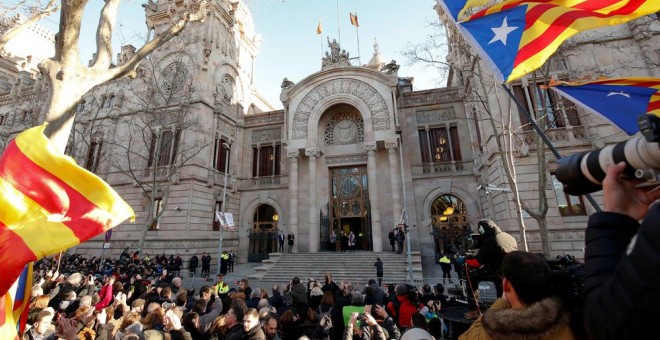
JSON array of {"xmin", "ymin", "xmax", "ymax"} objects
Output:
[
  {"xmin": 188, "ymin": 255, "xmax": 199, "ymax": 278},
  {"xmin": 582, "ymin": 162, "xmax": 660, "ymax": 339},
  {"xmin": 459, "ymin": 251, "xmax": 576, "ymax": 340},
  {"xmin": 288, "ymin": 277, "xmax": 308, "ymax": 305},
  {"xmin": 464, "ymin": 219, "xmax": 517, "ymax": 319},
  {"xmin": 243, "ymin": 308, "xmax": 266, "ymax": 340}
]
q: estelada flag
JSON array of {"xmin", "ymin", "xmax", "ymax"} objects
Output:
[
  {"xmin": 0, "ymin": 263, "xmax": 32, "ymax": 339},
  {"xmin": 0, "ymin": 125, "xmax": 134, "ymax": 297},
  {"xmin": 447, "ymin": 0, "xmax": 660, "ymax": 83},
  {"xmin": 549, "ymin": 78, "xmax": 660, "ymax": 135},
  {"xmin": 350, "ymin": 12, "xmax": 359, "ymax": 27},
  {"xmin": 316, "ymin": 21, "xmax": 322, "ymax": 35},
  {"xmin": 436, "ymin": 0, "xmax": 490, "ymax": 21}
]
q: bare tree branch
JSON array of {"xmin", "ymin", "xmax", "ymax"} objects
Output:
[
  {"xmin": 92, "ymin": 0, "xmax": 121, "ymax": 69},
  {"xmin": 0, "ymin": 0, "xmax": 59, "ymax": 53}
]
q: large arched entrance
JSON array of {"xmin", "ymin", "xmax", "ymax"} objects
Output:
[
  {"xmin": 248, "ymin": 204, "xmax": 279, "ymax": 262},
  {"xmin": 329, "ymin": 166, "xmax": 372, "ymax": 251},
  {"xmin": 430, "ymin": 194, "xmax": 472, "ymax": 255}
]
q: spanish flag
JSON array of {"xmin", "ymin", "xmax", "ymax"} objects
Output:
[
  {"xmin": 0, "ymin": 125, "xmax": 134, "ymax": 297},
  {"xmin": 446, "ymin": 0, "xmax": 660, "ymax": 83},
  {"xmin": 350, "ymin": 13, "xmax": 359, "ymax": 27},
  {"xmin": 549, "ymin": 78, "xmax": 660, "ymax": 135},
  {"xmin": 316, "ymin": 21, "xmax": 322, "ymax": 35}
]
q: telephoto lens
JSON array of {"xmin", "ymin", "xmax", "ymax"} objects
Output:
[{"xmin": 556, "ymin": 135, "xmax": 660, "ymax": 195}]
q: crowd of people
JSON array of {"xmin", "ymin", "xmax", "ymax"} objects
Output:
[
  {"xmin": 25, "ymin": 251, "xmax": 461, "ymax": 340},
  {"xmin": 19, "ymin": 161, "xmax": 660, "ymax": 340}
]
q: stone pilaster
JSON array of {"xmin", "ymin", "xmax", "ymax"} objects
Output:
[
  {"xmin": 306, "ymin": 148, "xmax": 320, "ymax": 252},
  {"xmin": 385, "ymin": 140, "xmax": 402, "ymax": 224},
  {"xmin": 288, "ymin": 150, "xmax": 299, "ymax": 251},
  {"xmin": 365, "ymin": 143, "xmax": 382, "ymax": 252}
]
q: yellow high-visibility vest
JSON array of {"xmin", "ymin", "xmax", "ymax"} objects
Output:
[{"xmin": 439, "ymin": 256, "xmax": 451, "ymax": 264}]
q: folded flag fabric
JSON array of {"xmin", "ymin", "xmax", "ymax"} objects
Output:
[
  {"xmin": 350, "ymin": 12, "xmax": 359, "ymax": 27},
  {"xmin": 449, "ymin": 0, "xmax": 660, "ymax": 83},
  {"xmin": 0, "ymin": 125, "xmax": 134, "ymax": 297},
  {"xmin": 549, "ymin": 78, "xmax": 660, "ymax": 135},
  {"xmin": 435, "ymin": 0, "xmax": 490, "ymax": 21},
  {"xmin": 0, "ymin": 263, "xmax": 33, "ymax": 340}
]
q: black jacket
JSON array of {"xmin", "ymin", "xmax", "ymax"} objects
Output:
[
  {"xmin": 474, "ymin": 220, "xmax": 517, "ymax": 278},
  {"xmin": 583, "ymin": 203, "xmax": 660, "ymax": 339}
]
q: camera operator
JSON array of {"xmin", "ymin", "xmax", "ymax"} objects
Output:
[
  {"xmin": 459, "ymin": 251, "xmax": 576, "ymax": 339},
  {"xmin": 464, "ymin": 219, "xmax": 517, "ymax": 319},
  {"xmin": 583, "ymin": 162, "xmax": 660, "ymax": 339}
]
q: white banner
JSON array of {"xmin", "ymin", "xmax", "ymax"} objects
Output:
[{"xmin": 215, "ymin": 211, "xmax": 237, "ymax": 230}]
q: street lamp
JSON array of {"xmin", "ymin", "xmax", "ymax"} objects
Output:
[{"xmin": 217, "ymin": 142, "xmax": 230, "ymax": 276}]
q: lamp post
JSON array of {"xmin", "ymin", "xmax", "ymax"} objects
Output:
[{"xmin": 217, "ymin": 142, "xmax": 230, "ymax": 276}]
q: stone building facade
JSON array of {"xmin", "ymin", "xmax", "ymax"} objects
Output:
[{"xmin": 1, "ymin": 1, "xmax": 658, "ymax": 278}]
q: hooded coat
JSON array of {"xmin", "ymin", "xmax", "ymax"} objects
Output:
[
  {"xmin": 475, "ymin": 220, "xmax": 518, "ymax": 278},
  {"xmin": 459, "ymin": 297, "xmax": 575, "ymax": 340}
]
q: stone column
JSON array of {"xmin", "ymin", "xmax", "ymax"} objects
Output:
[
  {"xmin": 306, "ymin": 148, "xmax": 320, "ymax": 252},
  {"xmin": 287, "ymin": 151, "xmax": 299, "ymax": 251},
  {"xmin": 385, "ymin": 140, "xmax": 402, "ymax": 224},
  {"xmin": 365, "ymin": 143, "xmax": 383, "ymax": 252}
]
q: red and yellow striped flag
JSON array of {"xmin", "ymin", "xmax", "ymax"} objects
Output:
[
  {"xmin": 0, "ymin": 125, "xmax": 134, "ymax": 297},
  {"xmin": 316, "ymin": 21, "xmax": 322, "ymax": 35},
  {"xmin": 452, "ymin": 0, "xmax": 660, "ymax": 82},
  {"xmin": 350, "ymin": 12, "xmax": 359, "ymax": 27}
]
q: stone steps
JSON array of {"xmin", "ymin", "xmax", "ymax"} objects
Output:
[{"xmin": 249, "ymin": 251, "xmax": 423, "ymax": 285}]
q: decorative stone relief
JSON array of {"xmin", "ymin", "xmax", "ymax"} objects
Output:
[
  {"xmin": 216, "ymin": 120, "xmax": 237, "ymax": 137},
  {"xmin": 416, "ymin": 108, "xmax": 456, "ymax": 124},
  {"xmin": 287, "ymin": 151, "xmax": 299, "ymax": 159},
  {"xmin": 324, "ymin": 111, "xmax": 364, "ymax": 146},
  {"xmin": 305, "ymin": 148, "xmax": 320, "ymax": 158},
  {"xmin": 159, "ymin": 62, "xmax": 188, "ymax": 93},
  {"xmin": 292, "ymin": 78, "xmax": 390, "ymax": 139},
  {"xmin": 325, "ymin": 153, "xmax": 368, "ymax": 165},
  {"xmin": 252, "ymin": 128, "xmax": 281, "ymax": 143},
  {"xmin": 216, "ymin": 74, "xmax": 235, "ymax": 102}
]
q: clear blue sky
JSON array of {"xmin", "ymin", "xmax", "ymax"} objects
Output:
[{"xmin": 38, "ymin": 0, "xmax": 445, "ymax": 109}]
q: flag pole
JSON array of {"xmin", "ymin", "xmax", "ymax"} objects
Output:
[
  {"xmin": 499, "ymin": 83, "xmax": 601, "ymax": 212},
  {"xmin": 336, "ymin": 0, "xmax": 341, "ymax": 45},
  {"xmin": 56, "ymin": 251, "xmax": 63, "ymax": 272},
  {"xmin": 319, "ymin": 17, "xmax": 324, "ymax": 59},
  {"xmin": 355, "ymin": 9, "xmax": 361, "ymax": 65}
]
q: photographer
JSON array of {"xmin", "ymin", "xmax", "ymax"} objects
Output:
[
  {"xmin": 583, "ymin": 162, "xmax": 660, "ymax": 339},
  {"xmin": 464, "ymin": 219, "xmax": 517, "ymax": 319},
  {"xmin": 386, "ymin": 284, "xmax": 418, "ymax": 331}
]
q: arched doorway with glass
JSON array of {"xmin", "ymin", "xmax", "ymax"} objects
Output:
[
  {"xmin": 329, "ymin": 166, "xmax": 372, "ymax": 251},
  {"xmin": 429, "ymin": 194, "xmax": 472, "ymax": 256},
  {"xmin": 248, "ymin": 204, "xmax": 279, "ymax": 262}
]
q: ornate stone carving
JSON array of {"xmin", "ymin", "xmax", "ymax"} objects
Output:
[
  {"xmin": 325, "ymin": 153, "xmax": 368, "ymax": 165},
  {"xmin": 281, "ymin": 77, "xmax": 295, "ymax": 90},
  {"xmin": 159, "ymin": 62, "xmax": 188, "ymax": 93},
  {"xmin": 252, "ymin": 128, "xmax": 281, "ymax": 143},
  {"xmin": 322, "ymin": 38, "xmax": 351, "ymax": 69},
  {"xmin": 305, "ymin": 148, "xmax": 320, "ymax": 158},
  {"xmin": 416, "ymin": 108, "xmax": 456, "ymax": 124},
  {"xmin": 364, "ymin": 143, "xmax": 377, "ymax": 153},
  {"xmin": 216, "ymin": 74, "xmax": 235, "ymax": 102},
  {"xmin": 325, "ymin": 111, "xmax": 364, "ymax": 146},
  {"xmin": 381, "ymin": 60, "xmax": 400, "ymax": 74},
  {"xmin": 287, "ymin": 151, "xmax": 299, "ymax": 159},
  {"xmin": 292, "ymin": 78, "xmax": 390, "ymax": 139}
]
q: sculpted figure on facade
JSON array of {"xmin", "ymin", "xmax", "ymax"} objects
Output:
[
  {"xmin": 281, "ymin": 77, "xmax": 295, "ymax": 90},
  {"xmin": 322, "ymin": 37, "xmax": 351, "ymax": 69}
]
